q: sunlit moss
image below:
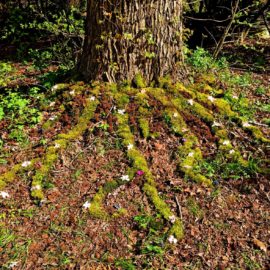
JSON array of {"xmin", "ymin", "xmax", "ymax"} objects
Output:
[
  {"xmin": 0, "ymin": 160, "xmax": 37, "ymax": 189},
  {"xmin": 133, "ymin": 74, "xmax": 146, "ymax": 88}
]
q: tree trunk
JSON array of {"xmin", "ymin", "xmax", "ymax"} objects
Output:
[{"xmin": 79, "ymin": 0, "xmax": 184, "ymax": 83}]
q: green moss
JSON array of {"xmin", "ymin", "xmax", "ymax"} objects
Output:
[
  {"xmin": 114, "ymin": 92, "xmax": 130, "ymax": 108},
  {"xmin": 31, "ymin": 92, "xmax": 99, "ymax": 200},
  {"xmin": 89, "ymin": 187, "xmax": 108, "ymax": 218},
  {"xmin": 114, "ymin": 93, "xmax": 183, "ymax": 235},
  {"xmin": 112, "ymin": 208, "xmax": 128, "ymax": 218},
  {"xmin": 164, "ymin": 108, "xmax": 187, "ymax": 135},
  {"xmin": 138, "ymin": 118, "xmax": 150, "ymax": 138},
  {"xmin": 199, "ymin": 74, "xmax": 216, "ymax": 84},
  {"xmin": 243, "ymin": 125, "xmax": 270, "ymax": 143},
  {"xmin": 0, "ymin": 160, "xmax": 37, "ymax": 189},
  {"xmin": 117, "ymin": 114, "xmax": 135, "ymax": 146},
  {"xmin": 51, "ymin": 83, "xmax": 69, "ymax": 93},
  {"xmin": 178, "ymin": 136, "xmax": 212, "ymax": 186},
  {"xmin": 214, "ymin": 99, "xmax": 237, "ymax": 118},
  {"xmin": 215, "ymin": 129, "xmax": 228, "ymax": 139},
  {"xmin": 147, "ymin": 88, "xmax": 172, "ymax": 107},
  {"xmin": 158, "ymin": 76, "xmax": 173, "ymax": 90},
  {"xmin": 58, "ymin": 100, "xmax": 99, "ymax": 140},
  {"xmin": 143, "ymin": 183, "xmax": 172, "ymax": 219},
  {"xmin": 169, "ymin": 219, "xmax": 184, "ymax": 239},
  {"xmin": 133, "ymin": 74, "xmax": 146, "ymax": 88},
  {"xmin": 191, "ymin": 102, "xmax": 214, "ymax": 123}
]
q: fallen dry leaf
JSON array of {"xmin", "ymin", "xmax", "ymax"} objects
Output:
[{"xmin": 253, "ymin": 238, "xmax": 267, "ymax": 253}]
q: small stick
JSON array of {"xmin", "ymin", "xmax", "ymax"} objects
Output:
[{"xmin": 175, "ymin": 195, "xmax": 183, "ymax": 220}]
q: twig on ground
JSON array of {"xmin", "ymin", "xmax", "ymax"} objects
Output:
[{"xmin": 175, "ymin": 195, "xmax": 183, "ymax": 220}]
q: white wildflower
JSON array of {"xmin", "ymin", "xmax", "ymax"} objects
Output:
[
  {"xmin": 212, "ymin": 121, "xmax": 222, "ymax": 127},
  {"xmin": 49, "ymin": 115, "xmax": 57, "ymax": 121},
  {"xmin": 69, "ymin": 90, "xmax": 75, "ymax": 95},
  {"xmin": 54, "ymin": 143, "xmax": 61, "ymax": 149},
  {"xmin": 141, "ymin": 89, "xmax": 146, "ymax": 94},
  {"xmin": 127, "ymin": 143, "xmax": 134, "ymax": 150},
  {"xmin": 183, "ymin": 165, "xmax": 192, "ymax": 170},
  {"xmin": 121, "ymin": 175, "xmax": 130, "ymax": 181},
  {"xmin": 8, "ymin": 261, "xmax": 18, "ymax": 268},
  {"xmin": 169, "ymin": 215, "xmax": 176, "ymax": 223},
  {"xmin": 182, "ymin": 128, "xmax": 189, "ymax": 133},
  {"xmin": 31, "ymin": 185, "xmax": 41, "ymax": 191},
  {"xmin": 49, "ymin": 101, "xmax": 55, "ymax": 107},
  {"xmin": 187, "ymin": 99, "xmax": 194, "ymax": 106},
  {"xmin": 232, "ymin": 95, "xmax": 238, "ymax": 99},
  {"xmin": 118, "ymin": 109, "xmax": 125, "ymax": 115},
  {"xmin": 168, "ymin": 235, "xmax": 178, "ymax": 244},
  {"xmin": 243, "ymin": 122, "xmax": 251, "ymax": 128},
  {"xmin": 229, "ymin": 149, "xmax": 235, "ymax": 155},
  {"xmin": 188, "ymin": 152, "xmax": 194, "ymax": 157},
  {"xmin": 51, "ymin": 85, "xmax": 59, "ymax": 91},
  {"xmin": 208, "ymin": 96, "xmax": 215, "ymax": 102},
  {"xmin": 0, "ymin": 191, "xmax": 10, "ymax": 199},
  {"xmin": 22, "ymin": 161, "xmax": 31, "ymax": 167},
  {"xmin": 89, "ymin": 96, "xmax": 96, "ymax": 101},
  {"xmin": 222, "ymin": 140, "xmax": 230, "ymax": 146},
  {"xmin": 83, "ymin": 201, "xmax": 91, "ymax": 209},
  {"xmin": 173, "ymin": 112, "xmax": 178, "ymax": 118}
]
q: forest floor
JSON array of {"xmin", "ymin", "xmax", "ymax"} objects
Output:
[{"xmin": 0, "ymin": 39, "xmax": 269, "ymax": 270}]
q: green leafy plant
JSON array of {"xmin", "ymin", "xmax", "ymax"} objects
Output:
[{"xmin": 187, "ymin": 47, "xmax": 228, "ymax": 71}]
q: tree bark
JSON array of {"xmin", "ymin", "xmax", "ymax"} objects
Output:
[{"xmin": 79, "ymin": 0, "xmax": 184, "ymax": 83}]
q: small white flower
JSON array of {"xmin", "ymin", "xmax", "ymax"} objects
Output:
[
  {"xmin": 232, "ymin": 95, "xmax": 238, "ymax": 99},
  {"xmin": 212, "ymin": 121, "xmax": 222, "ymax": 127},
  {"xmin": 168, "ymin": 235, "xmax": 178, "ymax": 244},
  {"xmin": 8, "ymin": 261, "xmax": 18, "ymax": 268},
  {"xmin": 243, "ymin": 122, "xmax": 251, "ymax": 128},
  {"xmin": 49, "ymin": 115, "xmax": 57, "ymax": 121},
  {"xmin": 183, "ymin": 165, "xmax": 192, "ymax": 170},
  {"xmin": 49, "ymin": 101, "xmax": 55, "ymax": 107},
  {"xmin": 31, "ymin": 185, "xmax": 41, "ymax": 191},
  {"xmin": 22, "ymin": 161, "xmax": 31, "ymax": 167},
  {"xmin": 169, "ymin": 215, "xmax": 176, "ymax": 223},
  {"xmin": 69, "ymin": 90, "xmax": 75, "ymax": 95},
  {"xmin": 127, "ymin": 143, "xmax": 134, "ymax": 150},
  {"xmin": 188, "ymin": 152, "xmax": 194, "ymax": 157},
  {"xmin": 0, "ymin": 191, "xmax": 10, "ymax": 199},
  {"xmin": 141, "ymin": 89, "xmax": 146, "ymax": 94},
  {"xmin": 83, "ymin": 201, "xmax": 91, "ymax": 209},
  {"xmin": 118, "ymin": 109, "xmax": 125, "ymax": 115},
  {"xmin": 208, "ymin": 96, "xmax": 215, "ymax": 102},
  {"xmin": 89, "ymin": 96, "xmax": 95, "ymax": 101},
  {"xmin": 51, "ymin": 85, "xmax": 59, "ymax": 91},
  {"xmin": 182, "ymin": 128, "xmax": 189, "ymax": 133},
  {"xmin": 229, "ymin": 149, "xmax": 235, "ymax": 155},
  {"xmin": 54, "ymin": 143, "xmax": 61, "ymax": 149},
  {"xmin": 222, "ymin": 140, "xmax": 230, "ymax": 146},
  {"xmin": 173, "ymin": 112, "xmax": 178, "ymax": 118},
  {"xmin": 121, "ymin": 175, "xmax": 130, "ymax": 181},
  {"xmin": 187, "ymin": 99, "xmax": 194, "ymax": 106}
]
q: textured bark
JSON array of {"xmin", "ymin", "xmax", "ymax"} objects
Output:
[{"xmin": 79, "ymin": 0, "xmax": 184, "ymax": 83}]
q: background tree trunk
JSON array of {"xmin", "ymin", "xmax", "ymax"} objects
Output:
[{"xmin": 79, "ymin": 0, "xmax": 184, "ymax": 83}]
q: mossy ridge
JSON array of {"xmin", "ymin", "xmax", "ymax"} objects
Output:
[
  {"xmin": 187, "ymin": 84, "xmax": 269, "ymax": 143},
  {"xmin": 178, "ymin": 134, "xmax": 213, "ymax": 187},
  {"xmin": 31, "ymin": 93, "xmax": 100, "ymax": 200},
  {"xmin": 240, "ymin": 120, "xmax": 270, "ymax": 143},
  {"xmin": 88, "ymin": 180, "xmax": 119, "ymax": 220},
  {"xmin": 160, "ymin": 86, "xmax": 249, "ymax": 167},
  {"xmin": 135, "ymin": 92, "xmax": 151, "ymax": 139},
  {"xmin": 143, "ymin": 87, "xmax": 212, "ymax": 185},
  {"xmin": 112, "ymin": 91, "xmax": 184, "ymax": 239},
  {"xmin": 0, "ymin": 159, "xmax": 39, "ymax": 189}
]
